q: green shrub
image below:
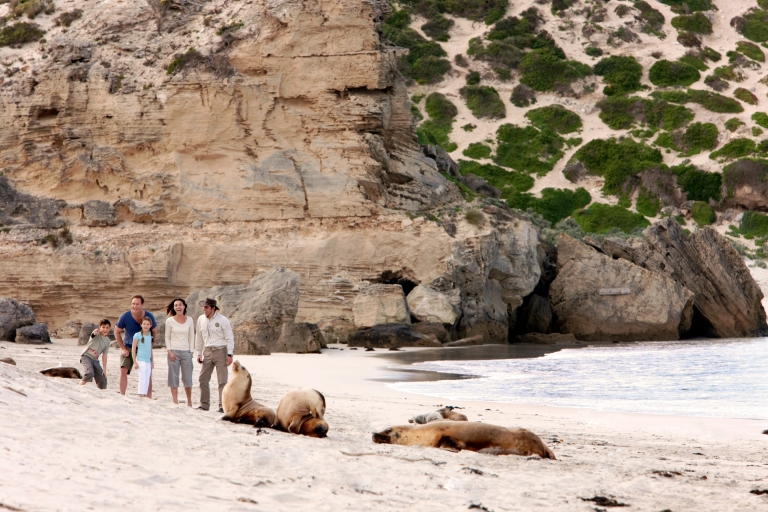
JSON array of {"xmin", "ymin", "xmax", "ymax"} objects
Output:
[
  {"xmin": 55, "ymin": 9, "xmax": 82, "ymax": 27},
  {"xmin": 636, "ymin": 189, "xmax": 661, "ymax": 217},
  {"xmin": 572, "ymin": 203, "xmax": 651, "ymax": 234},
  {"xmin": 700, "ymin": 47, "xmax": 722, "ymax": 62},
  {"xmin": 167, "ymin": 48, "xmax": 205, "ymax": 75},
  {"xmin": 687, "ymin": 89, "xmax": 744, "ymax": 113},
  {"xmin": 650, "ymin": 90, "xmax": 691, "ymax": 103},
  {"xmin": 465, "ymin": 209, "xmax": 484, "ymax": 225},
  {"xmin": 725, "ymin": 117, "xmax": 745, "ymax": 132},
  {"xmin": 525, "ymin": 105, "xmax": 582, "ymax": 134},
  {"xmin": 755, "ymin": 127, "xmax": 765, "ymax": 137},
  {"xmin": 0, "ymin": 21, "xmax": 44, "ymax": 47},
  {"xmin": 519, "ymin": 49, "xmax": 592, "ymax": 91},
  {"xmin": 736, "ymin": 41, "xmax": 765, "ymax": 62},
  {"xmin": 709, "ymin": 138, "xmax": 756, "ymax": 160},
  {"xmin": 670, "ymin": 164, "xmax": 721, "ymax": 202},
  {"xmin": 460, "ymin": 85, "xmax": 506, "ymax": 119},
  {"xmin": 677, "ymin": 31, "xmax": 702, "ymax": 48},
  {"xmin": 736, "ymin": 211, "xmax": 768, "ymax": 238},
  {"xmin": 598, "ymin": 96, "xmax": 693, "ymax": 131},
  {"xmin": 734, "ymin": 87, "xmax": 759, "ymax": 105},
  {"xmin": 678, "ymin": 54, "xmax": 708, "ymax": 71},
  {"xmin": 399, "ymin": 0, "xmax": 509, "ymax": 22},
  {"xmin": 467, "ymin": 38, "xmax": 524, "ymax": 69},
  {"xmin": 416, "ymin": 93, "xmax": 458, "ymax": 151},
  {"xmin": 659, "ymin": 0, "xmax": 713, "ymax": 13},
  {"xmin": 713, "ymin": 65, "xmax": 745, "ymax": 82},
  {"xmin": 421, "ymin": 15, "xmax": 453, "ymax": 41},
  {"xmin": 571, "ymin": 138, "xmax": 663, "ymax": 194},
  {"xmin": 734, "ymin": 8, "xmax": 768, "ymax": 43},
  {"xmin": 648, "ymin": 60, "xmax": 701, "ymax": 87},
  {"xmin": 493, "ymin": 124, "xmax": 565, "ymax": 175},
  {"xmin": 507, "ymin": 187, "xmax": 592, "ymax": 224},
  {"xmin": 462, "ymin": 142, "xmax": 492, "ymax": 159},
  {"xmin": 412, "ymin": 94, "xmax": 425, "ymax": 103},
  {"xmin": 466, "ymin": 71, "xmax": 481, "ymax": 85},
  {"xmin": 510, "ymin": 84, "xmax": 536, "ymax": 107},
  {"xmin": 458, "ymin": 160, "xmax": 534, "ymax": 199},
  {"xmin": 461, "ymin": 123, "xmax": 476, "ymax": 132},
  {"xmin": 486, "ymin": 8, "xmax": 543, "ymax": 40},
  {"xmin": 671, "ymin": 13, "xmax": 713, "ymax": 35},
  {"xmin": 654, "ymin": 122, "xmax": 718, "ymax": 156},
  {"xmin": 635, "ymin": 1, "xmax": 665, "ymax": 34},
  {"xmin": 585, "ymin": 46, "xmax": 603, "ymax": 57},
  {"xmin": 753, "ymin": 112, "xmax": 768, "ymax": 128},
  {"xmin": 383, "ymin": 13, "xmax": 450, "ymax": 84},
  {"xmin": 593, "ymin": 55, "xmax": 643, "ymax": 95},
  {"xmin": 691, "ymin": 201, "xmax": 715, "ymax": 226}
]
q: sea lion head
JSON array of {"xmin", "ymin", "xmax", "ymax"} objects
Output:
[
  {"xmin": 300, "ymin": 417, "xmax": 329, "ymax": 438},
  {"xmin": 232, "ymin": 360, "xmax": 244, "ymax": 373},
  {"xmin": 372, "ymin": 425, "xmax": 411, "ymax": 445}
]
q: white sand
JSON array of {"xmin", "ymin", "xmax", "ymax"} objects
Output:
[{"xmin": 1, "ymin": 340, "xmax": 768, "ymax": 511}]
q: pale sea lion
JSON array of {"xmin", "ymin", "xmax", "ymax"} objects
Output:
[
  {"xmin": 372, "ymin": 421, "xmax": 556, "ymax": 459},
  {"xmin": 409, "ymin": 411, "xmax": 443, "ymax": 424},
  {"xmin": 221, "ymin": 361, "xmax": 276, "ymax": 428},
  {"xmin": 40, "ymin": 367, "xmax": 82, "ymax": 379},
  {"xmin": 275, "ymin": 388, "xmax": 329, "ymax": 438},
  {"xmin": 0, "ymin": 357, "xmax": 16, "ymax": 366}
]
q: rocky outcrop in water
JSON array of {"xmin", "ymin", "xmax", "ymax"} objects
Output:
[{"xmin": 550, "ymin": 234, "xmax": 695, "ymax": 342}]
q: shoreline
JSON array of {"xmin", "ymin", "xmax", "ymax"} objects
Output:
[{"xmin": 2, "ymin": 339, "xmax": 768, "ymax": 511}]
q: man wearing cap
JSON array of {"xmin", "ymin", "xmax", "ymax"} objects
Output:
[{"xmin": 195, "ymin": 298, "xmax": 234, "ymax": 412}]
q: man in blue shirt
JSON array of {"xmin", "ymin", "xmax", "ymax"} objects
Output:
[{"xmin": 113, "ymin": 295, "xmax": 157, "ymax": 396}]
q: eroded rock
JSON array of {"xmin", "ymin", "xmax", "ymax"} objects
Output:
[
  {"xmin": 406, "ymin": 285, "xmax": 460, "ymax": 325},
  {"xmin": 0, "ymin": 298, "xmax": 35, "ymax": 342},
  {"xmin": 347, "ymin": 323, "xmax": 441, "ymax": 349},
  {"xmin": 15, "ymin": 323, "xmax": 52, "ymax": 344},
  {"xmin": 353, "ymin": 284, "xmax": 410, "ymax": 328}
]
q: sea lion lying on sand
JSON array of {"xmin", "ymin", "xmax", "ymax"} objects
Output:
[
  {"xmin": 221, "ymin": 361, "xmax": 276, "ymax": 428},
  {"xmin": 40, "ymin": 367, "xmax": 82, "ymax": 379},
  {"xmin": 0, "ymin": 357, "xmax": 16, "ymax": 366},
  {"xmin": 275, "ymin": 388, "xmax": 329, "ymax": 438},
  {"xmin": 373, "ymin": 421, "xmax": 556, "ymax": 459},
  {"xmin": 409, "ymin": 406, "xmax": 468, "ymax": 424}
]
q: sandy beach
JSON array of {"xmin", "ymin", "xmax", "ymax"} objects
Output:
[{"xmin": 1, "ymin": 340, "xmax": 767, "ymax": 511}]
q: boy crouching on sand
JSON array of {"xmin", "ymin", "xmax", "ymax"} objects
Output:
[{"xmin": 80, "ymin": 319, "xmax": 112, "ymax": 390}]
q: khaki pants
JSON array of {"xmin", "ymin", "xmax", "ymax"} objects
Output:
[{"xmin": 199, "ymin": 346, "xmax": 228, "ymax": 410}]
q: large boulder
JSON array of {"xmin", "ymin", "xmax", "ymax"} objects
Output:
[
  {"xmin": 0, "ymin": 298, "xmax": 35, "ymax": 341},
  {"xmin": 550, "ymin": 234, "xmax": 694, "ymax": 341},
  {"xmin": 353, "ymin": 284, "xmax": 410, "ymax": 328},
  {"xmin": 15, "ymin": 323, "xmax": 51, "ymax": 344},
  {"xmin": 632, "ymin": 218, "xmax": 768, "ymax": 338},
  {"xmin": 187, "ymin": 267, "xmax": 311, "ymax": 355},
  {"xmin": 411, "ymin": 322, "xmax": 451, "ymax": 343},
  {"xmin": 78, "ymin": 323, "xmax": 98, "ymax": 346},
  {"xmin": 55, "ymin": 320, "xmax": 83, "ymax": 339},
  {"xmin": 347, "ymin": 323, "xmax": 441, "ymax": 349},
  {"xmin": 406, "ymin": 285, "xmax": 460, "ymax": 325}
]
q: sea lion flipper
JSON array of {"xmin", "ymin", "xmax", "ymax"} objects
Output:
[
  {"xmin": 437, "ymin": 436, "xmax": 462, "ymax": 452},
  {"xmin": 287, "ymin": 414, "xmax": 311, "ymax": 434}
]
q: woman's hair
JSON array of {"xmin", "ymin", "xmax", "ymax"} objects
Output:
[{"xmin": 166, "ymin": 298, "xmax": 188, "ymax": 316}]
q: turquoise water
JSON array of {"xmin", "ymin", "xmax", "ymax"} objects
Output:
[{"xmin": 387, "ymin": 339, "xmax": 768, "ymax": 419}]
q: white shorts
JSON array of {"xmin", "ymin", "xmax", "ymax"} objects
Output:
[{"xmin": 137, "ymin": 360, "xmax": 152, "ymax": 395}]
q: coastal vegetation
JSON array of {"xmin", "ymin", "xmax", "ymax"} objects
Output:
[
  {"xmin": 493, "ymin": 124, "xmax": 566, "ymax": 175},
  {"xmin": 648, "ymin": 60, "xmax": 700, "ymax": 87},
  {"xmin": 572, "ymin": 203, "xmax": 651, "ymax": 234},
  {"xmin": 416, "ymin": 93, "xmax": 458, "ymax": 151},
  {"xmin": 460, "ymin": 86, "xmax": 506, "ymax": 118},
  {"xmin": 525, "ymin": 105, "xmax": 582, "ymax": 134}
]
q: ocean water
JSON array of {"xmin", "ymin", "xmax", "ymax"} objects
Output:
[{"xmin": 387, "ymin": 338, "xmax": 768, "ymax": 419}]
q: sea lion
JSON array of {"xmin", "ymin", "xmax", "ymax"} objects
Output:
[
  {"xmin": 0, "ymin": 357, "xmax": 16, "ymax": 366},
  {"xmin": 409, "ymin": 411, "xmax": 443, "ymax": 424},
  {"xmin": 275, "ymin": 388, "xmax": 329, "ymax": 438},
  {"xmin": 409, "ymin": 406, "xmax": 468, "ymax": 424},
  {"xmin": 437, "ymin": 406, "xmax": 468, "ymax": 421},
  {"xmin": 372, "ymin": 421, "xmax": 556, "ymax": 459},
  {"xmin": 40, "ymin": 367, "xmax": 82, "ymax": 379},
  {"xmin": 221, "ymin": 361, "xmax": 276, "ymax": 428}
]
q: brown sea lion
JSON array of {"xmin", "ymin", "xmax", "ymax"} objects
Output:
[
  {"xmin": 437, "ymin": 406, "xmax": 468, "ymax": 421},
  {"xmin": 275, "ymin": 388, "xmax": 328, "ymax": 438},
  {"xmin": 40, "ymin": 367, "xmax": 82, "ymax": 379},
  {"xmin": 221, "ymin": 361, "xmax": 276, "ymax": 428},
  {"xmin": 0, "ymin": 357, "xmax": 16, "ymax": 366},
  {"xmin": 372, "ymin": 421, "xmax": 556, "ymax": 459}
]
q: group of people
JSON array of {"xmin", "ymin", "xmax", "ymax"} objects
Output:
[{"xmin": 78, "ymin": 294, "xmax": 235, "ymax": 412}]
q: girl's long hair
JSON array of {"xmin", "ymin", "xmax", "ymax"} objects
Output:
[
  {"xmin": 166, "ymin": 298, "xmax": 188, "ymax": 316},
  {"xmin": 140, "ymin": 316, "xmax": 152, "ymax": 343}
]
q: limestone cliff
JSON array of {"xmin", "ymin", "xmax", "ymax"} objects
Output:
[{"xmin": 0, "ymin": 0, "xmax": 542, "ymax": 344}]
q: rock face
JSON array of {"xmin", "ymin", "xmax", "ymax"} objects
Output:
[
  {"xmin": 550, "ymin": 235, "xmax": 695, "ymax": 342},
  {"xmin": 15, "ymin": 323, "xmax": 52, "ymax": 345},
  {"xmin": 55, "ymin": 320, "xmax": 83, "ymax": 339},
  {"xmin": 406, "ymin": 285, "xmax": 460, "ymax": 325},
  {"xmin": 78, "ymin": 323, "xmax": 98, "ymax": 346},
  {"xmin": 353, "ymin": 284, "xmax": 410, "ymax": 328},
  {"xmin": 347, "ymin": 324, "xmax": 441, "ymax": 349},
  {"xmin": 631, "ymin": 218, "xmax": 768, "ymax": 338},
  {"xmin": 186, "ymin": 268, "xmax": 323, "ymax": 354},
  {"xmin": 0, "ymin": 298, "xmax": 36, "ymax": 342}
]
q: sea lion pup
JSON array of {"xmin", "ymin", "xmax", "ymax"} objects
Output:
[
  {"xmin": 0, "ymin": 357, "xmax": 16, "ymax": 366},
  {"xmin": 409, "ymin": 411, "xmax": 443, "ymax": 424},
  {"xmin": 40, "ymin": 367, "xmax": 82, "ymax": 379},
  {"xmin": 274, "ymin": 388, "xmax": 329, "ymax": 438},
  {"xmin": 372, "ymin": 421, "xmax": 556, "ymax": 459},
  {"xmin": 221, "ymin": 361, "xmax": 276, "ymax": 428}
]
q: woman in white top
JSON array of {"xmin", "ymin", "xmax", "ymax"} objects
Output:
[{"xmin": 165, "ymin": 298, "xmax": 195, "ymax": 406}]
